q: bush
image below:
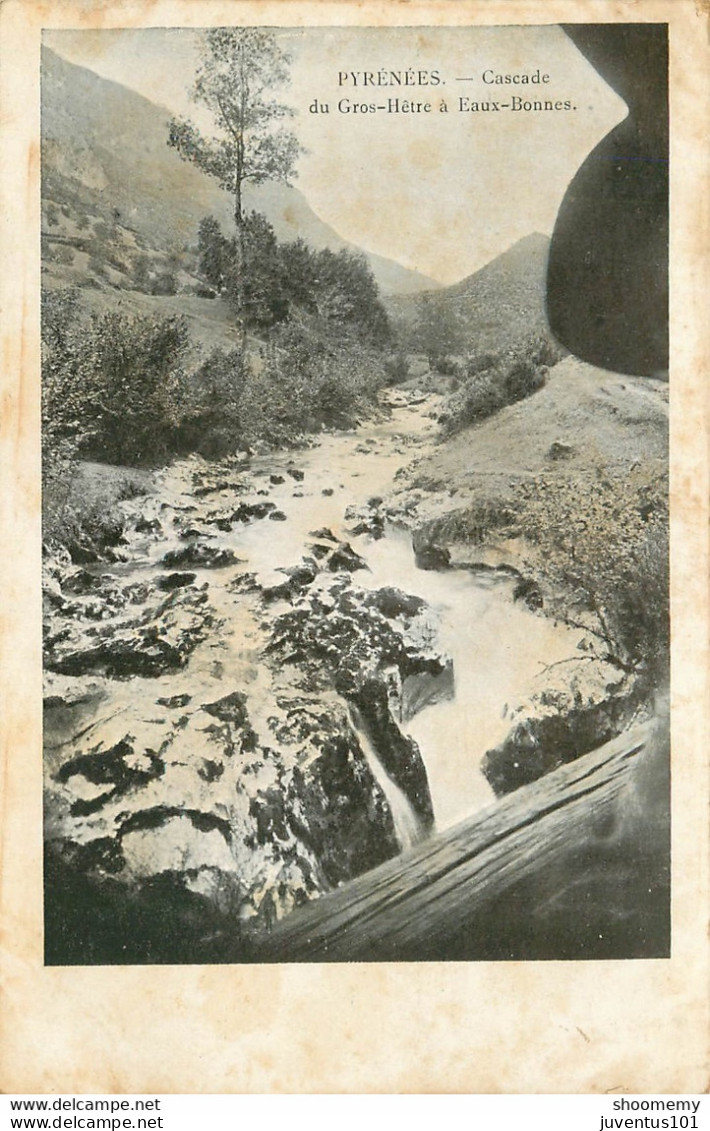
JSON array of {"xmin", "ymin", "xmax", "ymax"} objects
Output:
[
  {"xmin": 466, "ymin": 351, "xmax": 499, "ymax": 378},
  {"xmin": 131, "ymin": 253, "xmax": 151, "ymax": 291},
  {"xmin": 517, "ymin": 471, "xmax": 669, "ymax": 688},
  {"xmin": 42, "ymin": 288, "xmax": 89, "ymax": 472},
  {"xmin": 502, "ymin": 357, "xmax": 545, "ymax": 403},
  {"xmin": 182, "ymin": 284, "xmax": 217, "ymax": 300},
  {"xmin": 450, "ymin": 371, "xmax": 506, "ymax": 430},
  {"xmin": 239, "ymin": 318, "xmax": 384, "ymax": 446},
  {"xmin": 53, "ymin": 244, "xmax": 75, "ymax": 266},
  {"xmin": 150, "ymin": 271, "xmax": 178, "ymax": 296},
  {"xmin": 42, "ymin": 291, "xmax": 192, "ymax": 468},
  {"xmin": 180, "ymin": 348, "xmax": 246, "ymax": 458},
  {"xmin": 82, "ymin": 312, "xmax": 190, "ymax": 463},
  {"xmin": 430, "ymin": 355, "xmax": 460, "ymax": 377},
  {"xmin": 383, "ymin": 353, "xmax": 410, "ymax": 385},
  {"xmin": 87, "ymin": 255, "xmax": 106, "ymax": 279},
  {"xmin": 443, "ymin": 333, "xmax": 562, "ymax": 436}
]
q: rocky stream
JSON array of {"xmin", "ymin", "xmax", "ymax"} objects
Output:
[{"xmin": 43, "ymin": 391, "xmax": 645, "ymax": 962}]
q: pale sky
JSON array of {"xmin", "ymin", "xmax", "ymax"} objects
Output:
[{"xmin": 45, "ymin": 26, "xmax": 626, "ymax": 284}]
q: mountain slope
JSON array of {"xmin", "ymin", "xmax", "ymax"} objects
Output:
[
  {"xmin": 41, "ymin": 46, "xmax": 438, "ymax": 295},
  {"xmin": 387, "ymin": 232, "xmax": 551, "ymax": 353}
]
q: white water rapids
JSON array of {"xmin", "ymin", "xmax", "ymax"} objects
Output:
[
  {"xmin": 135, "ymin": 395, "xmax": 583, "ymax": 836},
  {"xmin": 73, "ymin": 393, "xmax": 586, "ymax": 861}
]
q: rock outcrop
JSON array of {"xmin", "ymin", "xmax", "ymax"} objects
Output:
[
  {"xmin": 482, "ymin": 660, "xmax": 643, "ymax": 795},
  {"xmin": 43, "ymin": 471, "xmax": 445, "ymax": 962}
]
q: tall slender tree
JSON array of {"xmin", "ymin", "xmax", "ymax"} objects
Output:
[{"xmin": 168, "ymin": 28, "xmax": 301, "ymax": 343}]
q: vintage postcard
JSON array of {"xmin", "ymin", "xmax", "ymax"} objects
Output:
[{"xmin": 0, "ymin": 0, "xmax": 707, "ymax": 1094}]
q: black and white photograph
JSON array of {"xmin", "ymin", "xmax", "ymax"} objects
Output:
[{"xmin": 39, "ymin": 21, "xmax": 672, "ymax": 967}]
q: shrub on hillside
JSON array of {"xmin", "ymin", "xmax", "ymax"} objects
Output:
[
  {"xmin": 150, "ymin": 271, "xmax": 178, "ymax": 296},
  {"xmin": 465, "ymin": 351, "xmax": 499, "ymax": 378},
  {"xmin": 430, "ymin": 355, "xmax": 460, "ymax": 377},
  {"xmin": 87, "ymin": 255, "xmax": 106, "ymax": 279},
  {"xmin": 42, "ymin": 290, "xmax": 192, "ymax": 468},
  {"xmin": 82, "ymin": 311, "xmax": 191, "ymax": 463},
  {"xmin": 383, "ymin": 352, "xmax": 411, "ymax": 385},
  {"xmin": 179, "ymin": 348, "xmax": 247, "ymax": 458},
  {"xmin": 446, "ymin": 371, "xmax": 506, "ymax": 431},
  {"xmin": 443, "ymin": 333, "xmax": 565, "ymax": 436},
  {"xmin": 239, "ymin": 318, "xmax": 384, "ymax": 446},
  {"xmin": 131, "ymin": 253, "xmax": 152, "ymax": 291},
  {"xmin": 44, "ymin": 241, "xmax": 75, "ymax": 266}
]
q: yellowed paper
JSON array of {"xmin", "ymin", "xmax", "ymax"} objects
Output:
[{"xmin": 1, "ymin": 0, "xmax": 708, "ymax": 1094}]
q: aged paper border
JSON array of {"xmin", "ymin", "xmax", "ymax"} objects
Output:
[{"xmin": 1, "ymin": 0, "xmax": 708, "ymax": 1094}]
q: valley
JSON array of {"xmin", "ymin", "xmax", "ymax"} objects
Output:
[{"xmin": 40, "ymin": 33, "xmax": 670, "ymax": 965}]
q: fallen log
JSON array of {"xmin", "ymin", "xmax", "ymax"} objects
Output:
[{"xmin": 243, "ymin": 718, "xmax": 669, "ymax": 962}]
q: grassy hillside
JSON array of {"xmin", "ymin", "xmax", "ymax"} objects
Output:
[
  {"xmin": 387, "ymin": 232, "xmax": 551, "ymax": 356},
  {"xmin": 41, "ymin": 46, "xmax": 438, "ymax": 295},
  {"xmin": 400, "ymin": 356, "xmax": 667, "ymax": 518}
]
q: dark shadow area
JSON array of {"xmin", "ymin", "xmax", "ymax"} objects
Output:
[{"xmin": 547, "ymin": 24, "xmax": 668, "ymax": 376}]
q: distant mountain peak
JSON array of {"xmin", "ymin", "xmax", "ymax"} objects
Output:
[{"xmin": 385, "ymin": 231, "xmax": 552, "ymax": 355}]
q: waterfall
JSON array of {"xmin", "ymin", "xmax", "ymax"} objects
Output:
[{"xmin": 348, "ymin": 705, "xmax": 422, "ymax": 853}]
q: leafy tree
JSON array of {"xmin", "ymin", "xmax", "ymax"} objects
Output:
[
  {"xmin": 414, "ymin": 293, "xmax": 465, "ymax": 365},
  {"xmin": 279, "ymin": 238, "xmax": 319, "ymax": 314},
  {"xmin": 225, "ymin": 211, "xmax": 289, "ymax": 331},
  {"xmin": 312, "ymin": 249, "xmax": 391, "ymax": 347},
  {"xmin": 83, "ymin": 312, "xmax": 190, "ymax": 464},
  {"xmin": 168, "ymin": 29, "xmax": 302, "ymax": 342},
  {"xmin": 197, "ymin": 216, "xmax": 228, "ymax": 290}
]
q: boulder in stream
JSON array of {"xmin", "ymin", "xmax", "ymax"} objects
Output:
[
  {"xmin": 161, "ymin": 544, "xmax": 243, "ymax": 570},
  {"xmin": 44, "ymin": 587, "xmax": 213, "ymax": 679},
  {"xmin": 482, "ymin": 662, "xmax": 643, "ymax": 796}
]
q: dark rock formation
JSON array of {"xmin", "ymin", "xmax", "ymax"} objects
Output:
[
  {"xmin": 155, "ymin": 571, "xmax": 197, "ymax": 591},
  {"xmin": 512, "ymin": 577, "xmax": 543, "ymax": 610},
  {"xmin": 366, "ymin": 587, "xmax": 425, "ymax": 620},
  {"xmin": 44, "ymin": 586, "xmax": 212, "ymax": 678},
  {"xmin": 546, "ymin": 440, "xmax": 575, "ymax": 462},
  {"xmin": 134, "ymin": 516, "xmax": 162, "ymax": 535},
  {"xmin": 482, "ymin": 678, "xmax": 641, "ymax": 796},
  {"xmin": 327, "ymin": 543, "xmax": 369, "ymax": 573},
  {"xmin": 161, "ymin": 544, "xmax": 242, "ymax": 569},
  {"xmin": 353, "ymin": 678, "xmax": 434, "ymax": 829},
  {"xmin": 230, "ymin": 500, "xmax": 276, "ymax": 523},
  {"xmin": 412, "ymin": 528, "xmax": 451, "ymax": 571}
]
